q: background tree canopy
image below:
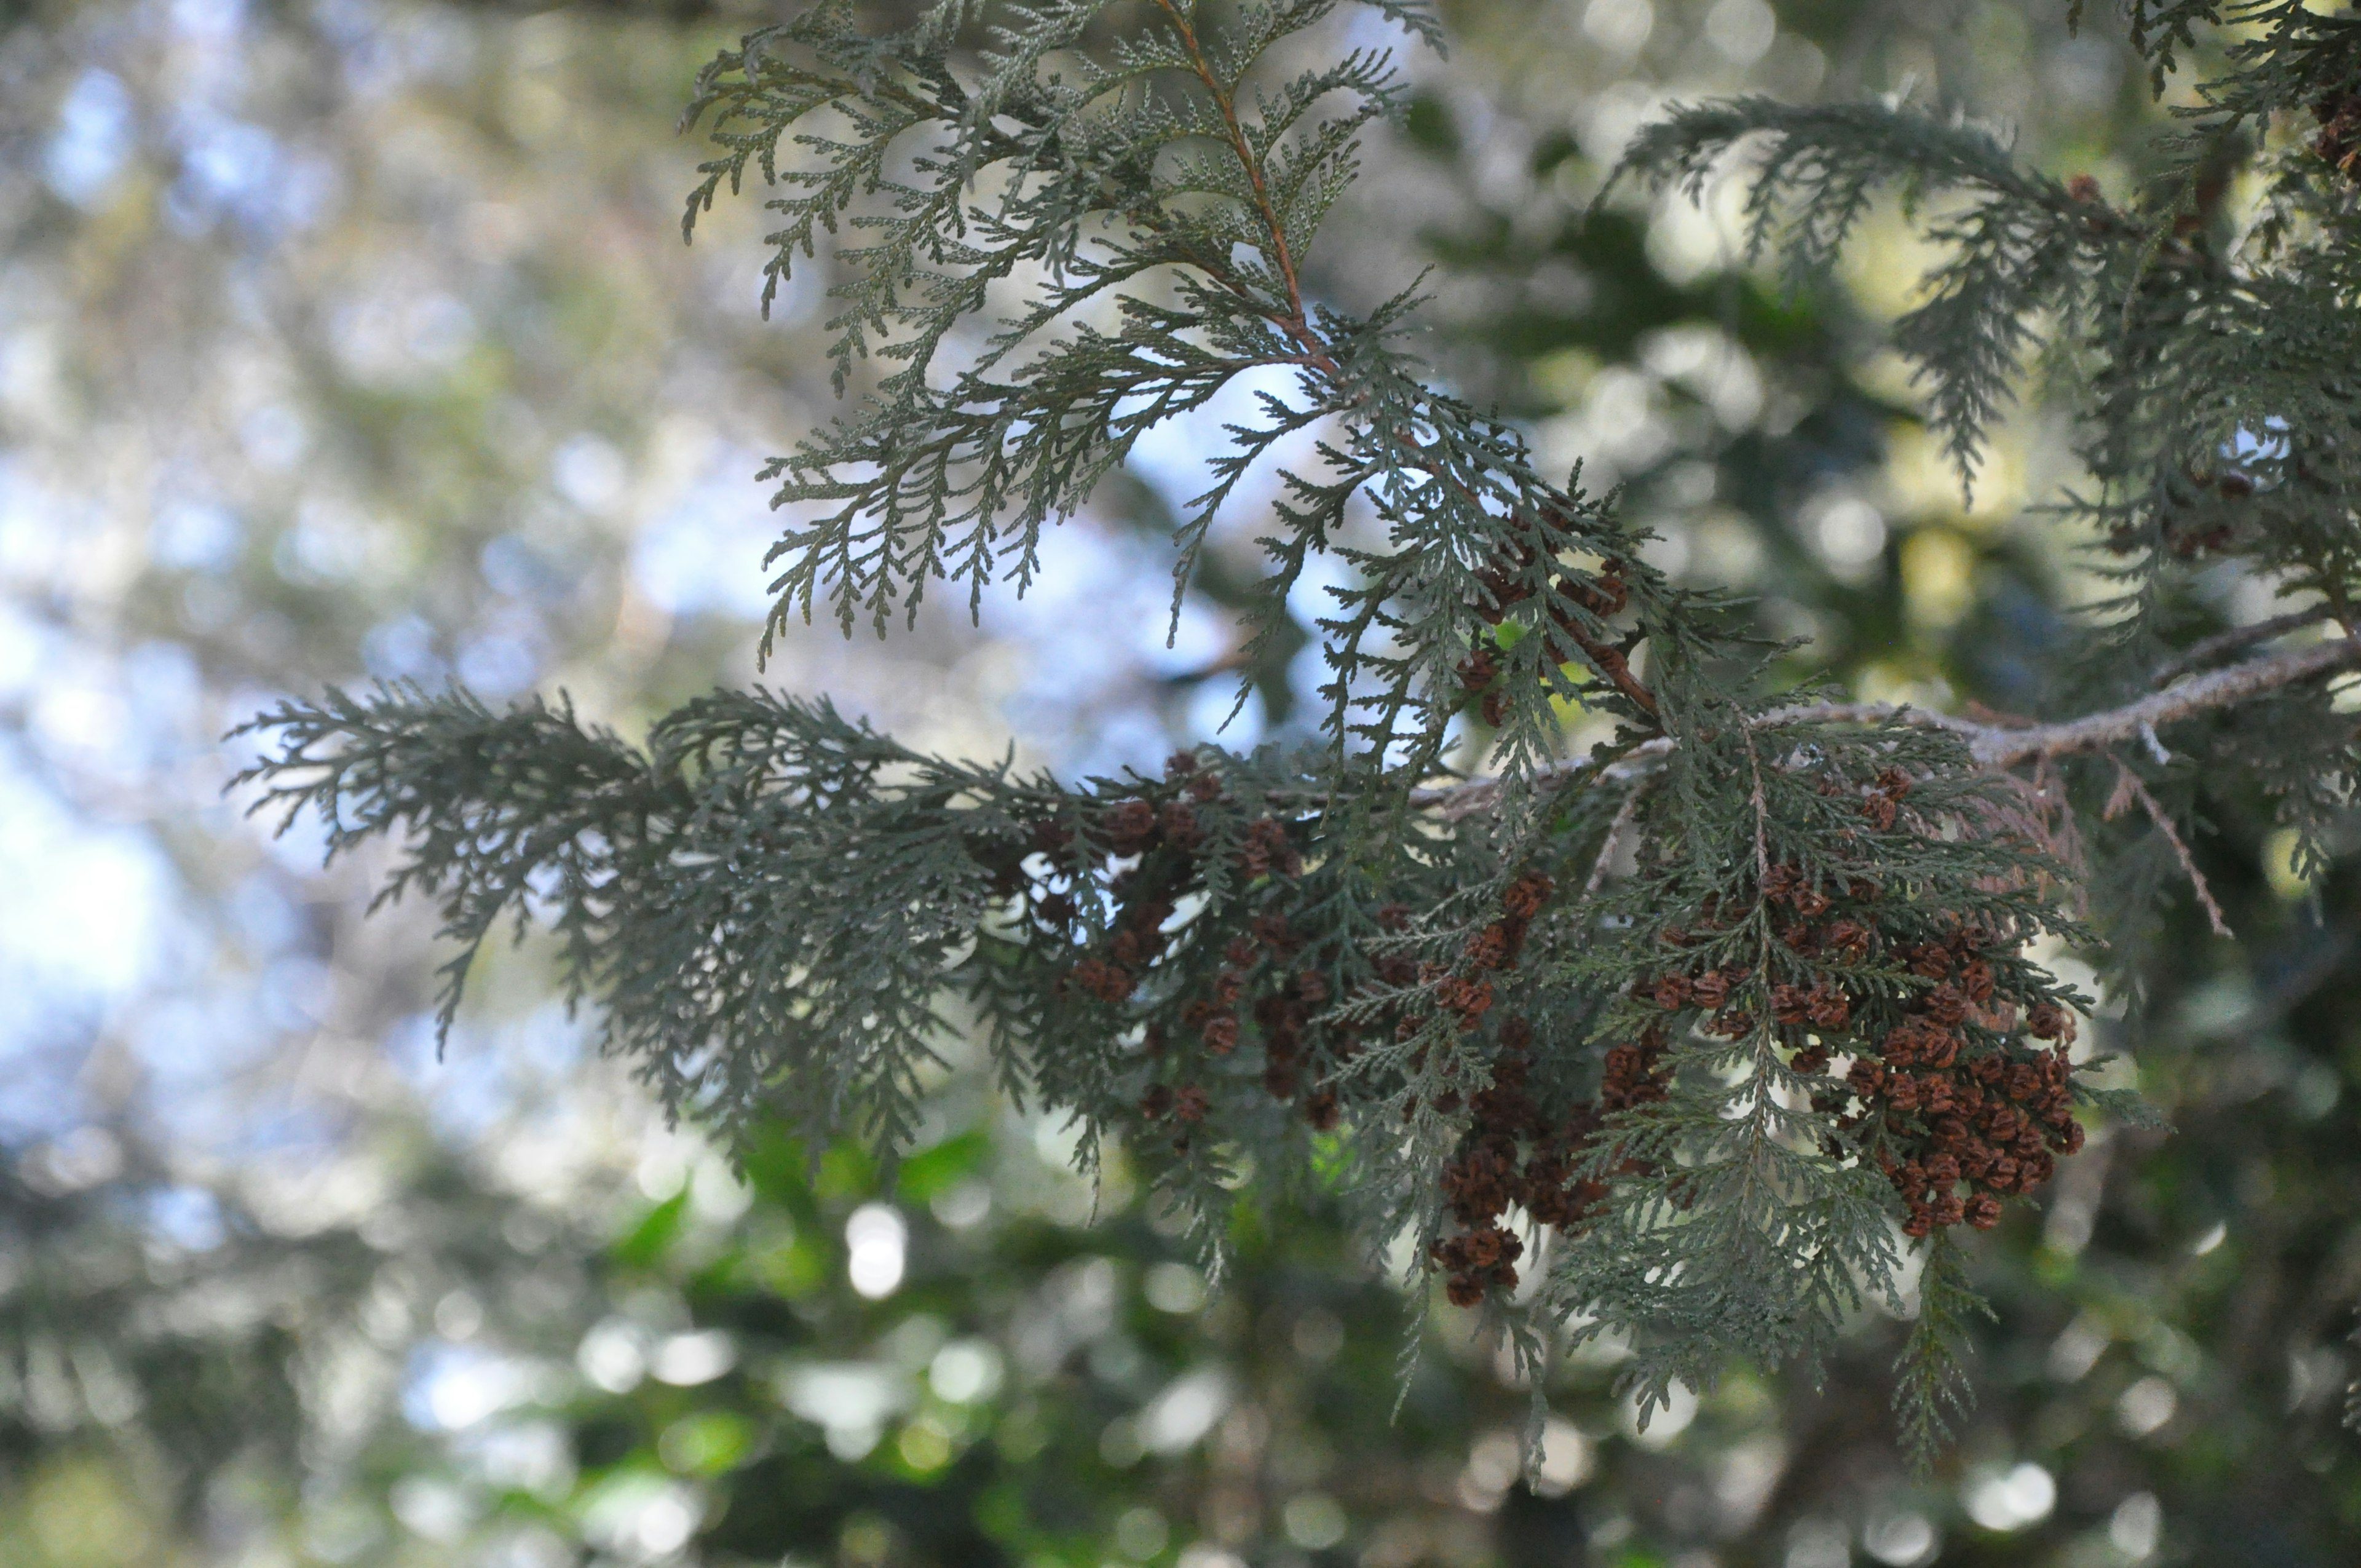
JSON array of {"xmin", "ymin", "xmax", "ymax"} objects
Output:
[{"xmin": 1, "ymin": 1, "xmax": 2358, "ymax": 1566}]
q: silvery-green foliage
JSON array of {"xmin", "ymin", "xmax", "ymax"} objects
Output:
[
  {"xmin": 1615, "ymin": 0, "xmax": 2361, "ymax": 930},
  {"xmin": 240, "ymin": 0, "xmax": 2361, "ymax": 1457}
]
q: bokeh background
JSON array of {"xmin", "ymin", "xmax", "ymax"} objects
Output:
[{"xmin": 2, "ymin": 1, "xmax": 2357, "ymax": 1564}]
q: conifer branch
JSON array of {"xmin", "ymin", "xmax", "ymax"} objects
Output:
[
  {"xmin": 232, "ymin": 0, "xmax": 2361, "ymax": 1462},
  {"xmin": 2150, "ymin": 605, "xmax": 2339, "ymax": 684},
  {"xmin": 1960, "ymin": 638, "xmax": 2361, "ymax": 767},
  {"xmin": 1423, "ymin": 636, "xmax": 2361, "ymax": 815}
]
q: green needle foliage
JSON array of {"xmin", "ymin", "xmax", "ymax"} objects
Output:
[{"xmin": 239, "ymin": 0, "xmax": 2361, "ymax": 1461}]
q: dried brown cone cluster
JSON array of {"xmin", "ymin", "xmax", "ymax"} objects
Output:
[
  {"xmin": 1051, "ymin": 753, "xmax": 1235, "ymax": 1008},
  {"xmin": 1418, "ymin": 871, "xmax": 1679, "ymax": 1307},
  {"xmin": 1411, "ymin": 869, "xmax": 1555, "ymax": 1038},
  {"xmin": 2103, "ymin": 463, "xmax": 2253, "ymax": 559},
  {"xmin": 1073, "ymin": 755, "xmax": 1354, "ymax": 1148},
  {"xmin": 1822, "ymin": 769, "xmax": 2087, "ymax": 1234},
  {"xmin": 1832, "ymin": 927, "xmax": 2086, "ymax": 1238},
  {"xmin": 1430, "ymin": 1016, "xmax": 1677, "ymax": 1307},
  {"xmin": 2316, "ymin": 89, "xmax": 2361, "ymax": 184},
  {"xmin": 1631, "ymin": 761, "xmax": 2087, "ymax": 1245},
  {"xmin": 1457, "ymin": 539, "xmax": 1637, "ymax": 726}
]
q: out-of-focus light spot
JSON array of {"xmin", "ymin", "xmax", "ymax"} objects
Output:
[
  {"xmin": 30, "ymin": 669, "xmax": 133, "ymax": 778},
  {"xmin": 1282, "ymin": 1494, "xmax": 1347, "ymax": 1551},
  {"xmin": 171, "ymin": 0, "xmax": 248, "ymax": 41},
  {"xmin": 659, "ymin": 1411, "xmax": 752, "ymax": 1477},
  {"xmin": 1964, "ymin": 1462, "xmax": 2055, "ymax": 1532},
  {"xmin": 1113, "ymin": 1505, "xmax": 1169, "ymax": 1561},
  {"xmin": 689, "ymin": 1159, "xmax": 753, "ymax": 1224},
  {"xmin": 1291, "ymin": 1309, "xmax": 1343, "ymax": 1363},
  {"xmin": 2046, "ymin": 36, "xmax": 2121, "ymax": 106},
  {"xmin": 1457, "ymin": 1428, "xmax": 1520, "ymax": 1512},
  {"xmin": 880, "ymin": 1312, "xmax": 948, "ymax": 1375},
  {"xmin": 1138, "ymin": 1368, "xmax": 1230, "ymax": 1454},
  {"xmin": 0, "ymin": 604, "xmax": 46, "ymax": 702},
  {"xmin": 388, "ymin": 1476, "xmax": 475, "ymax": 1543},
  {"xmin": 480, "ymin": 534, "xmax": 547, "ymax": 598},
  {"xmin": 1901, "ymin": 529, "xmax": 1975, "ymax": 627},
  {"xmin": 553, "ymin": 434, "xmax": 627, "ymax": 512},
  {"xmin": 929, "ymin": 1179, "xmax": 991, "ymax": 1229},
  {"xmin": 2047, "ymin": 1320, "xmax": 2110, "ymax": 1386},
  {"xmin": 2189, "ymin": 1220, "xmax": 2227, "ymax": 1256},
  {"xmin": 1088, "ymin": 1332, "xmax": 1145, "ymax": 1385},
  {"xmin": 1185, "ymin": 679, "xmax": 1264, "ymax": 746},
  {"xmin": 780, "ymin": 1361, "xmax": 909, "ymax": 1459},
  {"xmin": 405, "ymin": 293, "xmax": 475, "ymax": 368},
  {"xmin": 478, "ymin": 1420, "xmax": 573, "ymax": 1498},
  {"xmin": 0, "ymin": 762, "xmax": 171, "ymax": 1034},
  {"xmin": 433, "ymin": 1291, "xmax": 484, "ymax": 1341},
  {"xmin": 2293, "ymin": 1061, "xmax": 2342, "ymax": 1120},
  {"xmin": 651, "ymin": 1330, "xmax": 737, "ymax": 1387},
  {"xmin": 240, "ymin": 405, "xmax": 308, "ymax": 470},
  {"xmin": 1139, "ymin": 598, "xmax": 1227, "ymax": 676},
  {"xmin": 411, "ymin": 1344, "xmax": 536, "ymax": 1430},
  {"xmin": 1806, "ymin": 495, "xmax": 1889, "ymax": 579},
  {"xmin": 1623, "ymin": 1379, "xmax": 1698, "ymax": 1447},
  {"xmin": 1706, "ymin": 0, "xmax": 1777, "ymax": 65},
  {"xmin": 181, "ymin": 117, "xmax": 281, "ymax": 212},
  {"xmin": 27, "ymin": 1127, "xmax": 125, "ymax": 1192},
  {"xmin": 1784, "ymin": 1518, "xmax": 1850, "ymax": 1568},
  {"xmin": 45, "ymin": 71, "xmax": 133, "ymax": 207},
  {"xmin": 1581, "ymin": 0, "xmax": 1652, "ymax": 55},
  {"xmin": 617, "ymin": 1483, "xmax": 698, "ymax": 1556},
  {"xmin": 632, "ymin": 458, "xmax": 775, "ymax": 620},
  {"xmin": 1032, "ymin": 1112, "xmax": 1084, "ymax": 1170},
  {"xmin": 1580, "ymin": 81, "xmax": 1665, "ymax": 168},
  {"xmin": 579, "ymin": 1475, "xmax": 701, "ymax": 1559},
  {"xmin": 897, "ymin": 1415, "xmax": 954, "ymax": 1471},
  {"xmin": 1176, "ymin": 1548, "xmax": 1246, "ymax": 1568},
  {"xmin": 151, "ymin": 501, "xmax": 242, "ymax": 572},
  {"xmin": 577, "ymin": 1318, "xmax": 649, "ymax": 1393},
  {"xmin": 362, "ymin": 616, "xmax": 442, "ymax": 681},
  {"xmin": 1099, "ymin": 1414, "xmax": 1145, "ymax": 1467},
  {"xmin": 845, "ymin": 1203, "xmax": 907, "ymax": 1298},
  {"xmin": 1533, "ymin": 1417, "xmax": 1594, "ymax": 1496},
  {"xmin": 928, "ymin": 1339, "xmax": 1003, "ymax": 1404},
  {"xmin": 258, "ymin": 955, "xmax": 334, "ymax": 1030},
  {"xmin": 2115, "ymin": 1375, "xmax": 2178, "ymax": 1438},
  {"xmin": 1862, "ymin": 1510, "xmax": 1937, "ymax": 1566},
  {"xmin": 1642, "ymin": 325, "xmax": 1763, "ymax": 429},
  {"xmin": 1693, "ymin": 513, "xmax": 1764, "ymax": 587},
  {"xmin": 456, "ymin": 631, "xmax": 537, "ymax": 696},
  {"xmin": 146, "ymin": 1185, "xmax": 227, "ymax": 1251},
  {"xmin": 2261, "ymin": 828, "xmax": 2313, "ymax": 899},
  {"xmin": 1586, "ymin": 367, "xmax": 1670, "ymax": 470},
  {"xmin": 635, "ymin": 1136, "xmax": 692, "ymax": 1201},
  {"xmin": 2109, "ymin": 1492, "xmax": 2162, "ymax": 1559}
]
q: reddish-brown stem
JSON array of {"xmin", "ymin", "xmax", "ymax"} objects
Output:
[
  {"xmin": 1151, "ymin": 0, "xmax": 1661, "ymax": 719},
  {"xmin": 1150, "ymin": 0, "xmax": 1326, "ymax": 365}
]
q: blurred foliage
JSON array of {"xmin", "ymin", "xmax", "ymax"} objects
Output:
[{"xmin": 2, "ymin": 0, "xmax": 2360, "ymax": 1566}]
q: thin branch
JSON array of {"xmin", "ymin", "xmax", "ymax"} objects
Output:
[
  {"xmin": 1419, "ymin": 636, "xmax": 2361, "ymax": 813},
  {"xmin": 1963, "ymin": 637, "xmax": 2361, "ymax": 767},
  {"xmin": 1579, "ymin": 777, "xmax": 1652, "ymax": 909},
  {"xmin": 2103, "ymin": 758, "xmax": 2233, "ymax": 938},
  {"xmin": 2149, "ymin": 606, "xmax": 2338, "ymax": 686},
  {"xmin": 1150, "ymin": 0, "xmax": 1321, "ymax": 355}
]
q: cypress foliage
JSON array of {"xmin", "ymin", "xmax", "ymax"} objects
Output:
[{"xmin": 239, "ymin": 0, "xmax": 2361, "ymax": 1457}]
